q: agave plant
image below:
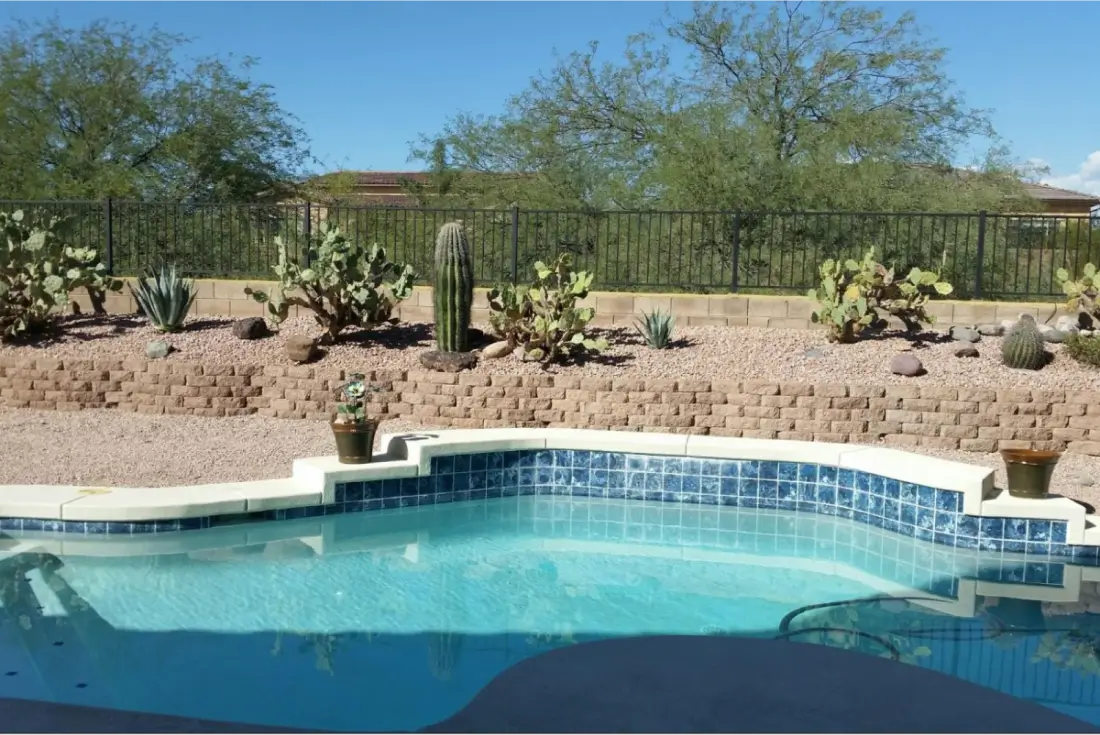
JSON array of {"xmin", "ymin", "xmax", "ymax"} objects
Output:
[
  {"xmin": 129, "ymin": 264, "xmax": 197, "ymax": 333},
  {"xmin": 635, "ymin": 308, "xmax": 675, "ymax": 349}
]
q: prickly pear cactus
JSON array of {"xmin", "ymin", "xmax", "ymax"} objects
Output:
[
  {"xmin": 1002, "ymin": 314, "xmax": 1047, "ymax": 370},
  {"xmin": 433, "ymin": 222, "xmax": 474, "ymax": 352}
]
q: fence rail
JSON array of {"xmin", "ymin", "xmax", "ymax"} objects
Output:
[{"xmin": 1, "ymin": 199, "xmax": 1097, "ymax": 301}]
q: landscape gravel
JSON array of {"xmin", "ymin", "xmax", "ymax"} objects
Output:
[
  {"xmin": 1, "ymin": 407, "xmax": 1098, "ymax": 508},
  {"xmin": 2, "ymin": 313, "xmax": 1099, "ymax": 391}
]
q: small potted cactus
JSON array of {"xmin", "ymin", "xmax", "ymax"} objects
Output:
[{"xmin": 331, "ymin": 373, "xmax": 379, "ymax": 464}]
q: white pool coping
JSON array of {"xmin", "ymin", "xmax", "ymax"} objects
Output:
[{"xmin": 0, "ymin": 428, "xmax": 1091, "ymax": 544}]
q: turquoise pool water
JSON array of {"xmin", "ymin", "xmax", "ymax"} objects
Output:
[{"xmin": 1, "ymin": 496, "xmax": 1099, "ymax": 730}]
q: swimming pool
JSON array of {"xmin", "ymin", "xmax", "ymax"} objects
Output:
[{"xmin": 2, "ymin": 494, "xmax": 1100, "ymax": 731}]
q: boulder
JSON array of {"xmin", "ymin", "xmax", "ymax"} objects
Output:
[
  {"xmin": 1055, "ymin": 315, "xmax": 1081, "ymax": 335},
  {"xmin": 1037, "ymin": 324, "xmax": 1067, "ymax": 344},
  {"xmin": 420, "ymin": 350, "xmax": 478, "ymax": 372},
  {"xmin": 145, "ymin": 340, "xmax": 172, "ymax": 360},
  {"xmin": 286, "ymin": 335, "xmax": 319, "ymax": 363},
  {"xmin": 977, "ymin": 324, "xmax": 1004, "ymax": 337},
  {"xmin": 803, "ymin": 347, "xmax": 826, "ymax": 359},
  {"xmin": 482, "ymin": 340, "xmax": 515, "ymax": 359},
  {"xmin": 1000, "ymin": 319, "xmax": 1018, "ymax": 332},
  {"xmin": 953, "ymin": 342, "xmax": 980, "ymax": 358},
  {"xmin": 890, "ymin": 353, "xmax": 924, "ymax": 377},
  {"xmin": 949, "ymin": 326, "xmax": 980, "ymax": 343},
  {"xmin": 232, "ymin": 317, "xmax": 270, "ymax": 340}
]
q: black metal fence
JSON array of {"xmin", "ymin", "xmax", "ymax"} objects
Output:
[{"xmin": 2, "ymin": 199, "xmax": 1098, "ymax": 300}]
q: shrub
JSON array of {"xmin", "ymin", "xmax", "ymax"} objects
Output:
[
  {"xmin": 245, "ymin": 221, "xmax": 416, "ymax": 343},
  {"xmin": 487, "ymin": 254, "xmax": 608, "ymax": 363},
  {"xmin": 0, "ymin": 209, "xmax": 121, "ymax": 341},
  {"xmin": 636, "ymin": 308, "xmax": 675, "ymax": 349},
  {"xmin": 1056, "ymin": 263, "xmax": 1099, "ymax": 325},
  {"xmin": 129, "ymin": 264, "xmax": 197, "ymax": 333},
  {"xmin": 1064, "ymin": 333, "xmax": 1100, "ymax": 368},
  {"xmin": 808, "ymin": 247, "xmax": 953, "ymax": 343}
]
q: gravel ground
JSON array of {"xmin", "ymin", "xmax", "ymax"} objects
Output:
[
  {"xmin": 1, "ymin": 407, "xmax": 1097, "ymax": 508},
  {"xmin": 2, "ymin": 313, "xmax": 1099, "ymax": 390}
]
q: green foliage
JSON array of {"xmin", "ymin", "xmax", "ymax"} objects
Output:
[
  {"xmin": 487, "ymin": 254, "xmax": 608, "ymax": 363},
  {"xmin": 0, "ymin": 18, "xmax": 311, "ymax": 201},
  {"xmin": 334, "ymin": 373, "xmax": 377, "ymax": 424},
  {"xmin": 413, "ymin": 3, "xmax": 1031, "ymax": 213},
  {"xmin": 128, "ymin": 264, "xmax": 196, "ymax": 333},
  {"xmin": 1001, "ymin": 314, "xmax": 1047, "ymax": 370},
  {"xmin": 635, "ymin": 308, "xmax": 676, "ymax": 349},
  {"xmin": 1064, "ymin": 334, "xmax": 1100, "ymax": 368},
  {"xmin": 433, "ymin": 221, "xmax": 474, "ymax": 352},
  {"xmin": 244, "ymin": 221, "xmax": 417, "ymax": 343},
  {"xmin": 808, "ymin": 248, "xmax": 953, "ymax": 343},
  {"xmin": 0, "ymin": 209, "xmax": 121, "ymax": 341},
  {"xmin": 1055, "ymin": 263, "xmax": 1099, "ymax": 322}
]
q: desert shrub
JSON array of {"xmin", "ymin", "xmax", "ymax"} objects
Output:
[
  {"xmin": 1064, "ymin": 334, "xmax": 1100, "ymax": 368},
  {"xmin": 129, "ymin": 264, "xmax": 196, "ymax": 332},
  {"xmin": 0, "ymin": 209, "xmax": 121, "ymax": 341},
  {"xmin": 487, "ymin": 254, "xmax": 607, "ymax": 363},
  {"xmin": 245, "ymin": 220, "xmax": 416, "ymax": 343},
  {"xmin": 808, "ymin": 247, "xmax": 953, "ymax": 343},
  {"xmin": 636, "ymin": 308, "xmax": 675, "ymax": 349}
]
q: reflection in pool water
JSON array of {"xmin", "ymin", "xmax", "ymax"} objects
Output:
[{"xmin": 1, "ymin": 496, "xmax": 1100, "ymax": 730}]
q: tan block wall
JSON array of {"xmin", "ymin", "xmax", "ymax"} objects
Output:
[
  {"xmin": 2, "ymin": 357, "xmax": 1097, "ymax": 456},
  {"xmin": 83, "ymin": 278, "xmax": 1067, "ymax": 332}
]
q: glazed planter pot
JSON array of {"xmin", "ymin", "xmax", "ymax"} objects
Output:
[
  {"xmin": 331, "ymin": 419, "xmax": 379, "ymax": 465},
  {"xmin": 1000, "ymin": 448, "xmax": 1062, "ymax": 500}
]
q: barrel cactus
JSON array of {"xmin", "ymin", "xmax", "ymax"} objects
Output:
[
  {"xmin": 433, "ymin": 222, "xmax": 474, "ymax": 353},
  {"xmin": 1002, "ymin": 314, "xmax": 1047, "ymax": 370}
]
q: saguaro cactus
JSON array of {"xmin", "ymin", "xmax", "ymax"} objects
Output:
[{"xmin": 433, "ymin": 221, "xmax": 474, "ymax": 352}]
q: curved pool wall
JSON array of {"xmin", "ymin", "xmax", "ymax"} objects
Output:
[{"xmin": 0, "ymin": 429, "xmax": 1095, "ymax": 558}]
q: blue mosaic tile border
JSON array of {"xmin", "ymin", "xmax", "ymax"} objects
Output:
[{"xmin": 0, "ymin": 449, "xmax": 1093, "ymax": 564}]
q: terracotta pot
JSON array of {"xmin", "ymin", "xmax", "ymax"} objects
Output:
[
  {"xmin": 1000, "ymin": 448, "xmax": 1062, "ymax": 499},
  {"xmin": 331, "ymin": 419, "xmax": 379, "ymax": 465}
]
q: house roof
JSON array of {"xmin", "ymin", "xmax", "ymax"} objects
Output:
[
  {"xmin": 330, "ymin": 170, "xmax": 1100, "ymax": 208},
  {"xmin": 350, "ymin": 171, "xmax": 430, "ymax": 186},
  {"xmin": 1024, "ymin": 182, "xmax": 1100, "ymax": 204}
]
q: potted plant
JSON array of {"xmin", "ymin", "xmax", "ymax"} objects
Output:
[
  {"xmin": 1000, "ymin": 448, "xmax": 1063, "ymax": 499},
  {"xmin": 331, "ymin": 373, "xmax": 379, "ymax": 464}
]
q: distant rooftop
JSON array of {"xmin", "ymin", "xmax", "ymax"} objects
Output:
[
  {"xmin": 325, "ymin": 170, "xmax": 1100, "ymax": 208},
  {"xmin": 1025, "ymin": 182, "xmax": 1100, "ymax": 204}
]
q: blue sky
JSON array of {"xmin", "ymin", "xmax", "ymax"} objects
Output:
[{"xmin": 5, "ymin": 2, "xmax": 1100, "ymax": 192}]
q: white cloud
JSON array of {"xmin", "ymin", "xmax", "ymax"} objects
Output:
[{"xmin": 1041, "ymin": 151, "xmax": 1100, "ymax": 195}]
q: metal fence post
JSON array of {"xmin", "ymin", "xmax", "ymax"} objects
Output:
[
  {"xmin": 103, "ymin": 198, "xmax": 114, "ymax": 275},
  {"xmin": 975, "ymin": 210, "xmax": 987, "ymax": 299},
  {"xmin": 303, "ymin": 200, "xmax": 312, "ymax": 267},
  {"xmin": 730, "ymin": 212, "xmax": 741, "ymax": 293},
  {"xmin": 509, "ymin": 204, "xmax": 520, "ymax": 285}
]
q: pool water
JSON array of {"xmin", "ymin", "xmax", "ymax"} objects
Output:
[{"xmin": 1, "ymin": 496, "xmax": 1099, "ymax": 730}]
